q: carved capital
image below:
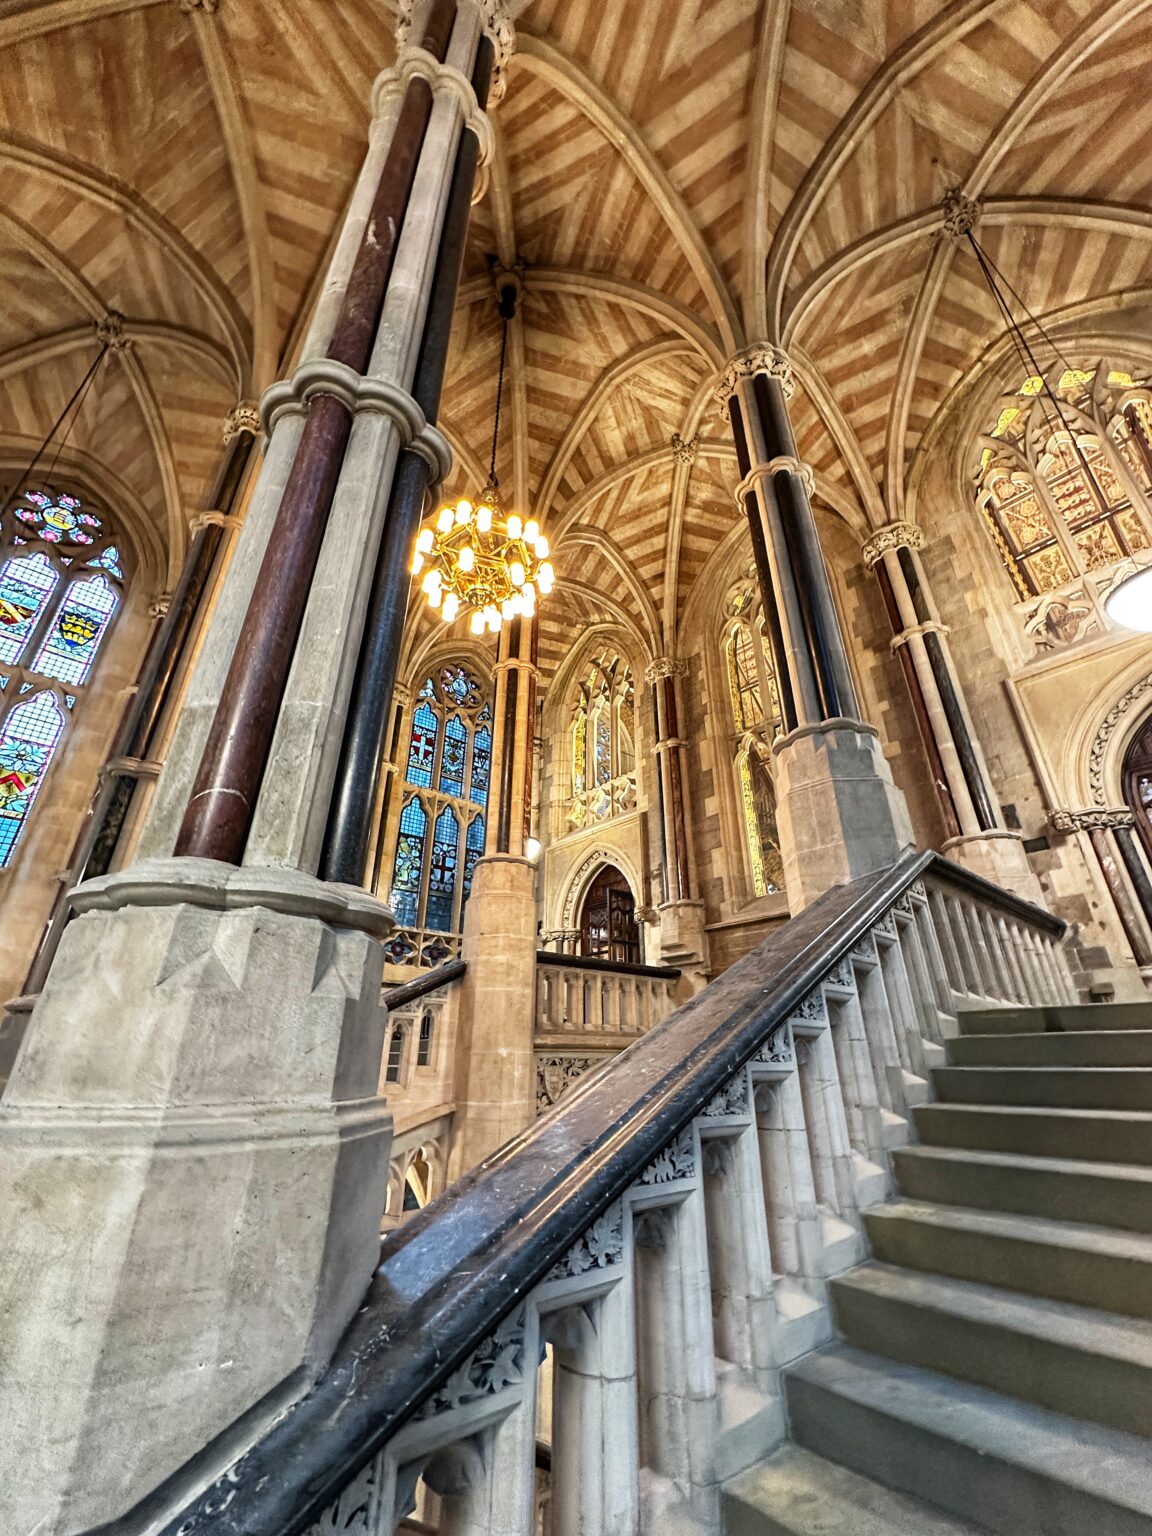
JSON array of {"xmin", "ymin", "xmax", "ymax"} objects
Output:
[
  {"xmin": 395, "ymin": 0, "xmax": 515, "ymax": 104},
  {"xmin": 862, "ymin": 520, "xmax": 925, "ymax": 567},
  {"xmin": 1049, "ymin": 807, "xmax": 1136, "ymax": 834},
  {"xmin": 189, "ymin": 509, "xmax": 241, "ymax": 536},
  {"xmin": 222, "ymin": 401, "xmax": 260, "ymax": 443},
  {"xmin": 670, "ymin": 432, "xmax": 697, "ymax": 465},
  {"xmin": 95, "ymin": 311, "xmax": 131, "ymax": 352},
  {"xmin": 715, "ymin": 343, "xmax": 794, "ymax": 420},
  {"xmin": 148, "ymin": 592, "xmax": 171, "ymax": 620},
  {"xmin": 644, "ymin": 656, "xmax": 687, "ymax": 685},
  {"xmin": 941, "ymin": 186, "xmax": 980, "ymax": 240},
  {"xmin": 392, "ymin": 682, "xmax": 413, "ymax": 714},
  {"xmin": 765, "ymin": 454, "xmax": 814, "ymax": 495}
]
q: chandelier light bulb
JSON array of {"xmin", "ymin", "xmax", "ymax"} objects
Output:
[
  {"xmin": 1103, "ymin": 565, "xmax": 1152, "ymax": 632},
  {"xmin": 411, "ymin": 491, "xmax": 555, "ymax": 632},
  {"xmin": 443, "ymin": 592, "xmax": 460, "ymax": 621},
  {"xmin": 477, "ymin": 505, "xmax": 492, "ymax": 533},
  {"xmin": 436, "ymin": 507, "xmax": 454, "ymax": 534},
  {"xmin": 411, "ymin": 551, "xmax": 424, "ymax": 575},
  {"xmin": 506, "ymin": 514, "xmax": 523, "ymax": 539},
  {"xmin": 536, "ymin": 535, "xmax": 549, "ymax": 558},
  {"xmin": 538, "ymin": 562, "xmax": 555, "ymax": 592},
  {"xmin": 455, "ymin": 501, "xmax": 472, "ymax": 525},
  {"xmin": 524, "ymin": 519, "xmax": 540, "ymax": 542},
  {"xmin": 470, "ymin": 609, "xmax": 485, "ymax": 635},
  {"xmin": 427, "ymin": 588, "xmax": 442, "ymax": 608},
  {"xmin": 458, "ymin": 545, "xmax": 475, "ymax": 573},
  {"xmin": 416, "ymin": 527, "xmax": 434, "ymax": 553},
  {"xmin": 501, "ymin": 598, "xmax": 516, "ymax": 621},
  {"xmin": 509, "ymin": 559, "xmax": 526, "ymax": 587}
]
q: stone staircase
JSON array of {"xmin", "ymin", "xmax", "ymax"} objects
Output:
[{"xmin": 725, "ymin": 1000, "xmax": 1152, "ymax": 1536}]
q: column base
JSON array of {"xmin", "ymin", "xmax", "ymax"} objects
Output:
[
  {"xmin": 657, "ymin": 899, "xmax": 710, "ymax": 993},
  {"xmin": 0, "ymin": 858, "xmax": 394, "ymax": 1533},
  {"xmin": 941, "ymin": 829, "xmax": 1046, "ymax": 905},
  {"xmin": 448, "ymin": 854, "xmax": 538, "ymax": 1180},
  {"xmin": 772, "ymin": 718, "xmax": 915, "ymax": 910}
]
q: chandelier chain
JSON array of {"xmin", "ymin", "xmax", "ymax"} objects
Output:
[{"xmin": 488, "ymin": 313, "xmax": 510, "ymax": 489}]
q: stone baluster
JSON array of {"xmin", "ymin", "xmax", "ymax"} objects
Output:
[{"xmin": 851, "ymin": 939, "xmax": 908, "ymax": 1118}]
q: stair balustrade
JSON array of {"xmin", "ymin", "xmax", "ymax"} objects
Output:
[
  {"xmin": 535, "ymin": 951, "xmax": 680, "ymax": 1039},
  {"xmin": 124, "ymin": 851, "xmax": 1071, "ymax": 1536}
]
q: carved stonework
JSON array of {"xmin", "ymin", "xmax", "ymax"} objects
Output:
[
  {"xmin": 716, "ymin": 344, "xmax": 794, "ymax": 418},
  {"xmin": 638, "ymin": 1125, "xmax": 696, "ymax": 1184},
  {"xmin": 1089, "ymin": 670, "xmax": 1152, "ymax": 804},
  {"xmin": 395, "ymin": 0, "xmax": 515, "ymax": 103},
  {"xmin": 148, "ymin": 592, "xmax": 172, "ymax": 621},
  {"xmin": 536, "ymin": 1054, "xmax": 605, "ymax": 1112},
  {"xmin": 941, "ymin": 186, "xmax": 980, "ymax": 240},
  {"xmin": 413, "ymin": 1308, "xmax": 526, "ymax": 1420},
  {"xmin": 95, "ymin": 311, "xmax": 131, "ymax": 351},
  {"xmin": 644, "ymin": 656, "xmax": 688, "ymax": 685},
  {"xmin": 177, "ymin": 0, "xmax": 218, "ymax": 12},
  {"xmin": 861, "ymin": 520, "xmax": 925, "ymax": 567},
  {"xmin": 791, "ymin": 991, "xmax": 826, "ymax": 1024},
  {"xmin": 671, "ymin": 432, "xmax": 697, "ymax": 464},
  {"xmin": 547, "ymin": 1200, "xmax": 624, "ymax": 1280},
  {"xmin": 222, "ymin": 401, "xmax": 261, "ymax": 443},
  {"xmin": 1049, "ymin": 807, "xmax": 1136, "ymax": 833},
  {"xmin": 753, "ymin": 1022, "xmax": 792, "ymax": 1067},
  {"xmin": 701, "ymin": 1071, "xmax": 751, "ymax": 1118},
  {"xmin": 306, "ymin": 1455, "xmax": 383, "ymax": 1536},
  {"xmin": 823, "ymin": 956, "xmax": 855, "ymax": 990}
]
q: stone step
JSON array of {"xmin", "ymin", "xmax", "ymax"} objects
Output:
[
  {"xmin": 956, "ymin": 1003, "xmax": 1152, "ymax": 1036},
  {"xmin": 722, "ymin": 1444, "xmax": 991, "ymax": 1536},
  {"xmin": 933, "ymin": 1065, "xmax": 1152, "ymax": 1110},
  {"xmin": 830, "ymin": 1261, "xmax": 1152, "ymax": 1438},
  {"xmin": 948, "ymin": 1031, "xmax": 1152, "ymax": 1068},
  {"xmin": 892, "ymin": 1144, "xmax": 1152, "ymax": 1233},
  {"xmin": 864, "ymin": 1200, "xmax": 1152, "ymax": 1320},
  {"xmin": 915, "ymin": 1102, "xmax": 1152, "ymax": 1165},
  {"xmin": 786, "ymin": 1344, "xmax": 1152, "ymax": 1535}
]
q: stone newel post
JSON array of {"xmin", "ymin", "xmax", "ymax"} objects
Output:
[
  {"xmin": 0, "ymin": 3, "xmax": 512, "ymax": 1531},
  {"xmin": 717, "ymin": 345, "xmax": 914, "ymax": 908},
  {"xmin": 862, "ymin": 520, "xmax": 1042, "ymax": 900}
]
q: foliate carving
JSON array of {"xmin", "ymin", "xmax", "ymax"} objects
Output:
[
  {"xmin": 1049, "ymin": 806, "xmax": 1136, "ymax": 833},
  {"xmin": 716, "ymin": 344, "xmax": 794, "ymax": 419},
  {"xmin": 861, "ymin": 521, "xmax": 924, "ymax": 567},
  {"xmin": 1089, "ymin": 671, "xmax": 1152, "ymax": 804},
  {"xmin": 395, "ymin": 0, "xmax": 516, "ymax": 103},
  {"xmin": 413, "ymin": 1308, "xmax": 526, "ymax": 1420},
  {"xmin": 95, "ymin": 311, "xmax": 131, "ymax": 351},
  {"xmin": 639, "ymin": 1125, "xmax": 696, "ymax": 1184},
  {"xmin": 537, "ymin": 1054, "xmax": 604, "ymax": 1112},
  {"xmin": 851, "ymin": 934, "xmax": 876, "ymax": 964},
  {"xmin": 701, "ymin": 1071, "xmax": 751, "ymax": 1118},
  {"xmin": 644, "ymin": 656, "xmax": 688, "ymax": 685},
  {"xmin": 753, "ymin": 1022, "xmax": 793, "ymax": 1067},
  {"xmin": 306, "ymin": 1455, "xmax": 383, "ymax": 1535},
  {"xmin": 941, "ymin": 186, "xmax": 980, "ymax": 240},
  {"xmin": 222, "ymin": 401, "xmax": 260, "ymax": 442},
  {"xmin": 671, "ymin": 432, "xmax": 697, "ymax": 464},
  {"xmin": 823, "ymin": 956, "xmax": 855, "ymax": 990},
  {"xmin": 874, "ymin": 910, "xmax": 897, "ymax": 939},
  {"xmin": 547, "ymin": 1201, "xmax": 624, "ymax": 1280},
  {"xmin": 791, "ymin": 991, "xmax": 826, "ymax": 1024}
]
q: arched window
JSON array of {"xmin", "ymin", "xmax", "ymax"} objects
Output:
[
  {"xmin": 0, "ymin": 487, "xmax": 125, "ymax": 867},
  {"xmin": 568, "ymin": 651, "xmax": 636, "ymax": 828},
  {"xmin": 384, "ymin": 663, "xmax": 491, "ymax": 967},
  {"xmin": 974, "ymin": 364, "xmax": 1152, "ymax": 645},
  {"xmin": 723, "ymin": 584, "xmax": 784, "ymax": 898}
]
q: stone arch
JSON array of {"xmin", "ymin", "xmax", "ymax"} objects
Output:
[{"xmin": 559, "ymin": 846, "xmax": 644, "ymax": 933}]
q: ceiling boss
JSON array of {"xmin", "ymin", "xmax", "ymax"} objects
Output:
[{"xmin": 412, "ymin": 281, "xmax": 554, "ymax": 635}]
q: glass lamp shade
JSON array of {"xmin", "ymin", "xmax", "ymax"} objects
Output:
[{"xmin": 1104, "ymin": 566, "xmax": 1152, "ymax": 633}]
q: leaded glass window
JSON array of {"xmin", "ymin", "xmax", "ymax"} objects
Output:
[
  {"xmin": 975, "ymin": 364, "xmax": 1152, "ymax": 647},
  {"xmin": 567, "ymin": 652, "xmax": 636, "ymax": 828},
  {"xmin": 385, "ymin": 663, "xmax": 491, "ymax": 965},
  {"xmin": 723, "ymin": 585, "xmax": 784, "ymax": 898},
  {"xmin": 0, "ymin": 486, "xmax": 126, "ymax": 867}
]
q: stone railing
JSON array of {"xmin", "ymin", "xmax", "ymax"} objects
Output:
[
  {"xmin": 535, "ymin": 951, "xmax": 679, "ymax": 1040},
  {"xmin": 142, "ymin": 851, "xmax": 1072, "ymax": 1536}
]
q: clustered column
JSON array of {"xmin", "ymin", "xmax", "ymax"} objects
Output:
[
  {"xmin": 1050, "ymin": 807, "xmax": 1152, "ymax": 972},
  {"xmin": 646, "ymin": 656, "xmax": 708, "ymax": 971},
  {"xmin": 717, "ymin": 345, "xmax": 913, "ymax": 908}
]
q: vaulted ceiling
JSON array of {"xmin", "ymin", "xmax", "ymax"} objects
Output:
[{"xmin": 1, "ymin": 0, "xmax": 1149, "ymax": 676}]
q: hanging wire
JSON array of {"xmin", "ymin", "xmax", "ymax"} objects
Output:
[
  {"xmin": 0, "ymin": 341, "xmax": 110, "ymax": 532},
  {"xmin": 487, "ymin": 311, "xmax": 510, "ymax": 491}
]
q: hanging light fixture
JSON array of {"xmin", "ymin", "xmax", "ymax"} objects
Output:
[
  {"xmin": 412, "ymin": 282, "xmax": 554, "ymax": 634},
  {"xmin": 1103, "ymin": 565, "xmax": 1152, "ymax": 632}
]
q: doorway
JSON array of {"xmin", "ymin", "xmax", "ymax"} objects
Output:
[{"xmin": 579, "ymin": 864, "xmax": 641, "ymax": 965}]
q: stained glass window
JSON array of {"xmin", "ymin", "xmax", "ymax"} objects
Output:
[
  {"xmin": 385, "ymin": 662, "xmax": 491, "ymax": 962},
  {"xmin": 0, "ymin": 486, "xmax": 125, "ymax": 866},
  {"xmin": 0, "ymin": 691, "xmax": 66, "ymax": 866},
  {"xmin": 568, "ymin": 652, "xmax": 636, "ymax": 828},
  {"xmin": 976, "ymin": 363, "xmax": 1152, "ymax": 602}
]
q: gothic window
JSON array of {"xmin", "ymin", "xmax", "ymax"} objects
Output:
[
  {"xmin": 416, "ymin": 1008, "xmax": 435, "ymax": 1067},
  {"xmin": 384, "ymin": 1022, "xmax": 407, "ymax": 1084},
  {"xmin": 1123, "ymin": 714, "xmax": 1152, "ymax": 869},
  {"xmin": 568, "ymin": 651, "xmax": 636, "ymax": 828},
  {"xmin": 975, "ymin": 364, "xmax": 1152, "ymax": 603},
  {"xmin": 0, "ymin": 487, "xmax": 125, "ymax": 868},
  {"xmin": 385, "ymin": 664, "xmax": 491, "ymax": 966},
  {"xmin": 723, "ymin": 587, "xmax": 784, "ymax": 898}
]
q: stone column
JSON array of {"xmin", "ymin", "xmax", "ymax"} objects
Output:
[
  {"xmin": 0, "ymin": 5, "xmax": 513, "ymax": 1530},
  {"xmin": 862, "ymin": 520, "xmax": 1042, "ymax": 900},
  {"xmin": 716, "ymin": 346, "xmax": 913, "ymax": 908},
  {"xmin": 646, "ymin": 656, "xmax": 708, "ymax": 976},
  {"xmin": 1050, "ymin": 807, "xmax": 1152, "ymax": 973},
  {"xmin": 450, "ymin": 615, "xmax": 540, "ymax": 1177}
]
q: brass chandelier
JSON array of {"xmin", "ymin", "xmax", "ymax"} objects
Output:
[{"xmin": 412, "ymin": 284, "xmax": 553, "ymax": 634}]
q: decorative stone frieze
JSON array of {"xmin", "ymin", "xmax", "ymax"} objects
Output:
[
  {"xmin": 753, "ymin": 1021, "xmax": 792, "ymax": 1066},
  {"xmin": 671, "ymin": 432, "xmax": 697, "ymax": 464},
  {"xmin": 95, "ymin": 311, "xmax": 131, "ymax": 351},
  {"xmin": 1049, "ymin": 807, "xmax": 1136, "ymax": 834},
  {"xmin": 546, "ymin": 1200, "xmax": 624, "ymax": 1280},
  {"xmin": 536, "ymin": 1054, "xmax": 603, "ymax": 1111},
  {"xmin": 413, "ymin": 1308, "xmax": 527, "ymax": 1420},
  {"xmin": 716, "ymin": 343, "xmax": 794, "ymax": 418},
  {"xmin": 700, "ymin": 1071, "xmax": 751, "ymax": 1118},
  {"xmin": 222, "ymin": 401, "xmax": 260, "ymax": 442},
  {"xmin": 638, "ymin": 1125, "xmax": 696, "ymax": 1183},
  {"xmin": 941, "ymin": 186, "xmax": 980, "ymax": 240},
  {"xmin": 861, "ymin": 520, "xmax": 925, "ymax": 567}
]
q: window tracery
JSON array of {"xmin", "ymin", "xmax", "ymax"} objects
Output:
[
  {"xmin": 568, "ymin": 651, "xmax": 636, "ymax": 828},
  {"xmin": 723, "ymin": 585, "xmax": 784, "ymax": 898},
  {"xmin": 974, "ymin": 363, "xmax": 1152, "ymax": 650},
  {"xmin": 384, "ymin": 664, "xmax": 491, "ymax": 967},
  {"xmin": 0, "ymin": 487, "xmax": 125, "ymax": 867}
]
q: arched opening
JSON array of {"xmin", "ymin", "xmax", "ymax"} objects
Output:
[
  {"xmin": 1123, "ymin": 712, "xmax": 1152, "ymax": 867},
  {"xmin": 578, "ymin": 864, "xmax": 640, "ymax": 965}
]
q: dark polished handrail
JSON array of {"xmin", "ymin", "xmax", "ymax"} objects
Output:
[
  {"xmin": 381, "ymin": 958, "xmax": 467, "ymax": 1011},
  {"xmin": 103, "ymin": 850, "xmax": 1063, "ymax": 1536},
  {"xmin": 535, "ymin": 950, "xmax": 681, "ymax": 980}
]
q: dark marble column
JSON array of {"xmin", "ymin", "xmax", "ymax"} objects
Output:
[{"xmin": 1052, "ymin": 807, "xmax": 1152, "ymax": 970}]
